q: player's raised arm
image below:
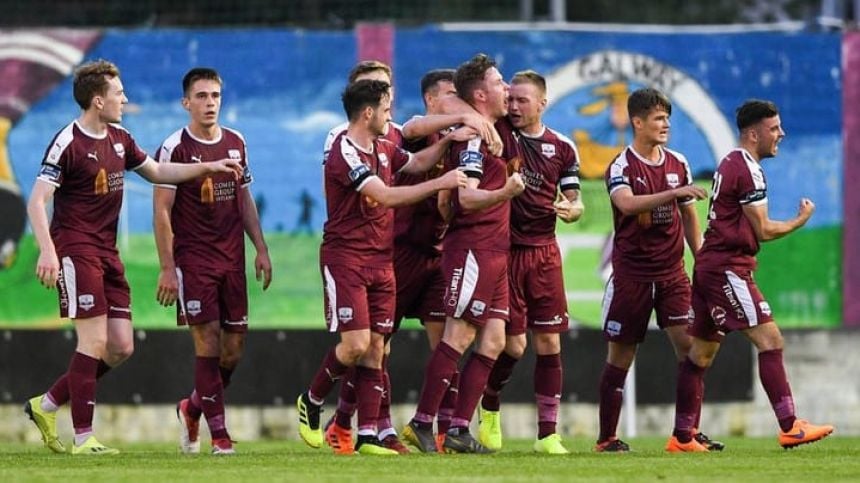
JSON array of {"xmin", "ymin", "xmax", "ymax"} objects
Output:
[
  {"xmin": 742, "ymin": 198, "xmax": 814, "ymax": 242},
  {"xmin": 26, "ymin": 180, "xmax": 59, "ymax": 288},
  {"xmin": 399, "ymin": 126, "xmax": 477, "ymax": 175}
]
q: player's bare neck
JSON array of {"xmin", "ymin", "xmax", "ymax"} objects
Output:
[
  {"xmin": 739, "ymin": 142, "xmax": 762, "ymax": 163},
  {"xmin": 631, "ymin": 138, "xmax": 663, "ymax": 164},
  {"xmin": 78, "ymin": 111, "xmax": 108, "ymax": 137},
  {"xmin": 346, "ymin": 125, "xmax": 374, "ymax": 152},
  {"xmin": 188, "ymin": 123, "xmax": 221, "ymax": 142}
]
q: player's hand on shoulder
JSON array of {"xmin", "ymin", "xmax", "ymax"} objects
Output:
[
  {"xmin": 674, "ymin": 184, "xmax": 707, "ymax": 201},
  {"xmin": 210, "ymin": 158, "xmax": 244, "ymax": 179},
  {"xmin": 156, "ymin": 269, "xmax": 179, "ymax": 306},
  {"xmin": 462, "ymin": 113, "xmax": 503, "ymax": 156},
  {"xmin": 35, "ymin": 250, "xmax": 59, "ymax": 289},
  {"xmin": 448, "ymin": 125, "xmax": 479, "ymax": 143},
  {"xmin": 506, "ymin": 172, "xmax": 526, "ymax": 197}
]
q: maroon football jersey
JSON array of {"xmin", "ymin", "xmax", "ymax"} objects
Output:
[
  {"xmin": 156, "ymin": 127, "xmax": 253, "ymax": 270},
  {"xmin": 511, "ymin": 126, "xmax": 581, "ymax": 246},
  {"xmin": 321, "ymin": 133, "xmax": 411, "ymax": 268},
  {"xmin": 443, "ymin": 118, "xmax": 520, "ymax": 252},
  {"xmin": 394, "ymin": 129, "xmax": 448, "ymax": 256},
  {"xmin": 324, "ymin": 121, "xmax": 403, "ymax": 163},
  {"xmin": 695, "ymin": 148, "xmax": 767, "ymax": 272},
  {"xmin": 37, "ymin": 120, "xmax": 150, "ymax": 256},
  {"xmin": 605, "ymin": 146, "xmax": 694, "ymax": 281}
]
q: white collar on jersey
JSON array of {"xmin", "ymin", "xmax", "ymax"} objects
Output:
[
  {"xmin": 74, "ymin": 120, "xmax": 108, "ymax": 140},
  {"xmin": 628, "ymin": 144, "xmax": 665, "ymax": 166},
  {"xmin": 517, "ymin": 124, "xmax": 546, "ymax": 139},
  {"xmin": 184, "ymin": 126, "xmax": 223, "ymax": 145}
]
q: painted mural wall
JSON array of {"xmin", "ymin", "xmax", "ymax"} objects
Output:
[{"xmin": 0, "ymin": 27, "xmax": 843, "ymax": 328}]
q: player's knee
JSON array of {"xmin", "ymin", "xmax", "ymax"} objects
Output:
[
  {"xmin": 110, "ymin": 341, "xmax": 134, "ymax": 363},
  {"xmin": 505, "ymin": 336, "xmax": 527, "ymax": 359},
  {"xmin": 532, "ymin": 333, "xmax": 560, "ymax": 355},
  {"xmin": 339, "ymin": 338, "xmax": 370, "ymax": 364}
]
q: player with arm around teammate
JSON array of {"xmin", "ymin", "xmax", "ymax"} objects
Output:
[
  {"xmin": 24, "ymin": 59, "xmax": 241, "ymax": 455},
  {"xmin": 594, "ymin": 87, "xmax": 716, "ymax": 453}
]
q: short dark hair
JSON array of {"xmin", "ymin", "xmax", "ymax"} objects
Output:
[
  {"xmin": 73, "ymin": 59, "xmax": 120, "ymax": 110},
  {"xmin": 348, "ymin": 60, "xmax": 392, "ymax": 84},
  {"xmin": 627, "ymin": 87, "xmax": 672, "ymax": 121},
  {"xmin": 736, "ymin": 99, "xmax": 779, "ymax": 131},
  {"xmin": 342, "ymin": 79, "xmax": 391, "ymax": 121},
  {"xmin": 420, "ymin": 69, "xmax": 455, "ymax": 96},
  {"xmin": 511, "ymin": 69, "xmax": 546, "ymax": 97},
  {"xmin": 454, "ymin": 53, "xmax": 497, "ymax": 104},
  {"xmin": 182, "ymin": 67, "xmax": 222, "ymax": 95}
]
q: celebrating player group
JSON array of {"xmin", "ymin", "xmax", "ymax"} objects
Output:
[{"xmin": 23, "ymin": 55, "xmax": 833, "ymax": 456}]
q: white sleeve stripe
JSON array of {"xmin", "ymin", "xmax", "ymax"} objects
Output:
[
  {"xmin": 155, "ymin": 184, "xmax": 177, "ymax": 190},
  {"xmin": 35, "ymin": 176, "xmax": 60, "ymax": 188},
  {"xmin": 609, "ymin": 184, "xmax": 631, "ymax": 196},
  {"xmin": 131, "ymin": 157, "xmax": 155, "ymax": 171},
  {"xmin": 560, "ymin": 175, "xmax": 579, "ymax": 185},
  {"xmin": 747, "ymin": 198, "xmax": 768, "ymax": 206}
]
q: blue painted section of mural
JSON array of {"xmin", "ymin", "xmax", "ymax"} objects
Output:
[{"xmin": 9, "ymin": 27, "xmax": 841, "ymax": 232}]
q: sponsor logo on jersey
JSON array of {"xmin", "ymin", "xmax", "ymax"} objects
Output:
[
  {"xmin": 759, "ymin": 301, "xmax": 772, "ymax": 316},
  {"xmin": 378, "ymin": 152, "xmax": 389, "ymax": 167},
  {"xmin": 338, "ymin": 307, "xmax": 354, "ymax": 323},
  {"xmin": 94, "ymin": 168, "xmax": 108, "ymax": 195},
  {"xmin": 187, "ymin": 300, "xmax": 202, "ymax": 316},
  {"xmin": 541, "ymin": 143, "xmax": 556, "ymax": 157},
  {"xmin": 666, "ymin": 172, "xmax": 680, "ymax": 188},
  {"xmin": 228, "ymin": 149, "xmax": 241, "ymax": 159},
  {"xmin": 605, "ymin": 320, "xmax": 622, "ymax": 337},
  {"xmin": 78, "ymin": 294, "xmax": 95, "ymax": 311},
  {"xmin": 113, "ymin": 143, "xmax": 125, "ymax": 158},
  {"xmin": 470, "ymin": 300, "xmax": 486, "ymax": 317}
]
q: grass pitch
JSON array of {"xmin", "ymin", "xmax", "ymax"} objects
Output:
[{"xmin": 1, "ymin": 437, "xmax": 856, "ymax": 482}]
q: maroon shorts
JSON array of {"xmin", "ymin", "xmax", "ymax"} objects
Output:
[
  {"xmin": 442, "ymin": 248, "xmax": 509, "ymax": 327},
  {"xmin": 508, "ymin": 244, "xmax": 569, "ymax": 336},
  {"xmin": 322, "ymin": 264, "xmax": 395, "ymax": 334},
  {"xmin": 176, "ymin": 265, "xmax": 248, "ymax": 333},
  {"xmin": 393, "ymin": 244, "xmax": 446, "ymax": 330},
  {"xmin": 689, "ymin": 269, "xmax": 775, "ymax": 342},
  {"xmin": 57, "ymin": 254, "xmax": 131, "ymax": 320},
  {"xmin": 601, "ymin": 272, "xmax": 692, "ymax": 344}
]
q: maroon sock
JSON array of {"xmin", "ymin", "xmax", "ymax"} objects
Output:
[
  {"xmin": 450, "ymin": 352, "xmax": 496, "ymax": 429},
  {"xmin": 481, "ymin": 351, "xmax": 518, "ymax": 411},
  {"xmin": 758, "ymin": 349, "xmax": 796, "ymax": 432},
  {"xmin": 598, "ymin": 363, "xmax": 628, "ymax": 442},
  {"xmin": 309, "ymin": 347, "xmax": 349, "ymax": 402},
  {"xmin": 672, "ymin": 358, "xmax": 706, "ymax": 442},
  {"xmin": 47, "ymin": 360, "xmax": 111, "ymax": 407},
  {"xmin": 437, "ymin": 371, "xmax": 459, "ymax": 434},
  {"xmin": 535, "ymin": 353, "xmax": 562, "ymax": 439},
  {"xmin": 219, "ymin": 365, "xmax": 234, "ymax": 389},
  {"xmin": 335, "ymin": 367, "xmax": 357, "ymax": 429},
  {"xmin": 195, "ymin": 356, "xmax": 228, "ymax": 440},
  {"xmin": 413, "ymin": 342, "xmax": 461, "ymax": 426},
  {"xmin": 377, "ymin": 357, "xmax": 393, "ymax": 431},
  {"xmin": 355, "ymin": 365, "xmax": 383, "ymax": 433},
  {"xmin": 68, "ymin": 352, "xmax": 99, "ymax": 434}
]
